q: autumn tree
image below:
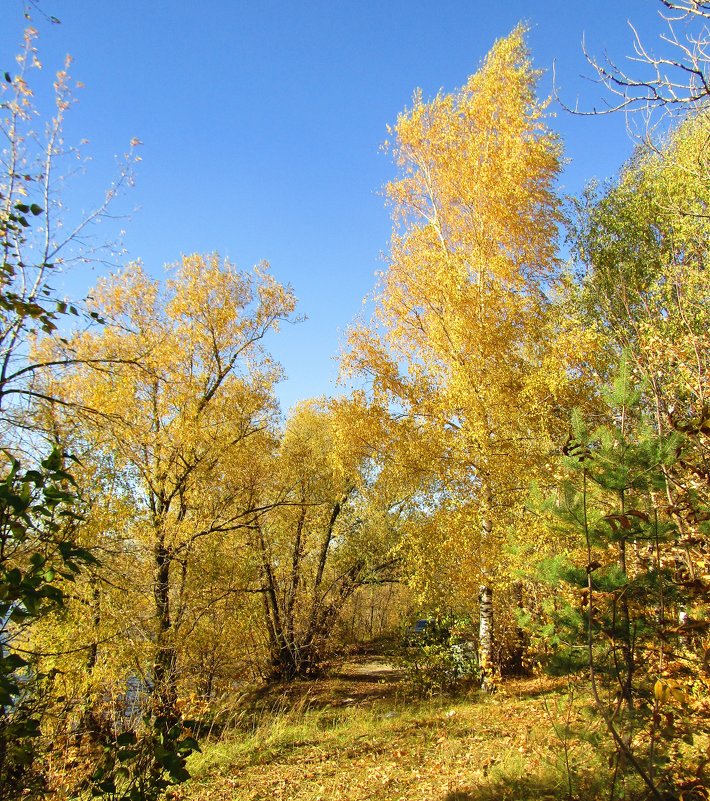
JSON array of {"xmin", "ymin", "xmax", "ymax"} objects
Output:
[
  {"xmin": 247, "ymin": 397, "xmax": 402, "ymax": 680},
  {"xmin": 531, "ymin": 19, "xmax": 710, "ymax": 789},
  {"xmin": 0, "ymin": 27, "xmax": 138, "ymax": 433},
  {"xmin": 572, "ymin": 112, "xmax": 709, "ymax": 584},
  {"xmin": 39, "ymin": 254, "xmax": 296, "ymax": 719},
  {"xmin": 345, "ymin": 26, "xmax": 579, "ymax": 682}
]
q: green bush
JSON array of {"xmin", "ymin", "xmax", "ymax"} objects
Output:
[{"xmin": 397, "ymin": 614, "xmax": 479, "ymax": 696}]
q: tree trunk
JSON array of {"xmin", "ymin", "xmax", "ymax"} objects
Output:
[
  {"xmin": 618, "ymin": 532, "xmax": 633, "ymax": 707},
  {"xmin": 478, "ymin": 584, "xmax": 494, "ymax": 691},
  {"xmin": 478, "ymin": 484, "xmax": 496, "ymax": 691},
  {"xmin": 507, "ymin": 580, "xmax": 527, "ymax": 676},
  {"xmin": 153, "ymin": 542, "xmax": 178, "ymax": 722}
]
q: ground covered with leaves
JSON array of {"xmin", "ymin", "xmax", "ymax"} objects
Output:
[{"xmin": 180, "ymin": 661, "xmax": 633, "ymax": 801}]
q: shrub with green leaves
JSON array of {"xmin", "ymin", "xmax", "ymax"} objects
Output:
[
  {"xmin": 397, "ymin": 614, "xmax": 479, "ymax": 696},
  {"xmin": 0, "ymin": 448, "xmax": 96, "ymax": 800},
  {"xmin": 78, "ymin": 716, "xmax": 200, "ymax": 801}
]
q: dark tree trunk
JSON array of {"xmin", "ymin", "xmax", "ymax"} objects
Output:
[
  {"xmin": 506, "ymin": 580, "xmax": 528, "ymax": 676},
  {"xmin": 153, "ymin": 541, "xmax": 178, "ymax": 723}
]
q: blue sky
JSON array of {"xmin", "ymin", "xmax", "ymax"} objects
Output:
[{"xmin": 1, "ymin": 1, "xmax": 681, "ymax": 414}]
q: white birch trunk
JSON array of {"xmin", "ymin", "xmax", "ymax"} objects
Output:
[
  {"xmin": 478, "ymin": 583, "xmax": 494, "ymax": 691},
  {"xmin": 478, "ymin": 484, "xmax": 495, "ymax": 691}
]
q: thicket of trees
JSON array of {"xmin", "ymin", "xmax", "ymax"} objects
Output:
[{"xmin": 1, "ymin": 3, "xmax": 707, "ymax": 799}]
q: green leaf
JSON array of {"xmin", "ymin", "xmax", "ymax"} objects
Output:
[
  {"xmin": 178, "ymin": 736, "xmax": 201, "ymax": 753},
  {"xmin": 116, "ymin": 731, "xmax": 137, "ymax": 746},
  {"xmin": 2, "ymin": 653, "xmax": 28, "ymax": 670}
]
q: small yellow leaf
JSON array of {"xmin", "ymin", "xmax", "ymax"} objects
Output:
[
  {"xmin": 654, "ymin": 679, "xmax": 668, "ymax": 703},
  {"xmin": 670, "ymin": 687, "xmax": 688, "ymax": 705}
]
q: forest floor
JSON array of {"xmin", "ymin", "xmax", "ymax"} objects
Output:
[{"xmin": 180, "ymin": 656, "xmax": 622, "ymax": 801}]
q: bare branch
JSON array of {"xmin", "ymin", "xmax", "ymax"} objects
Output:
[{"xmin": 557, "ymin": 1, "xmax": 710, "ymax": 123}]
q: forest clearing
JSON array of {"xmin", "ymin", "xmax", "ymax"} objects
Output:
[
  {"xmin": 184, "ymin": 665, "xmax": 611, "ymax": 801},
  {"xmin": 181, "ymin": 659, "xmax": 706, "ymax": 801},
  {"xmin": 1, "ymin": 2, "xmax": 708, "ymax": 800}
]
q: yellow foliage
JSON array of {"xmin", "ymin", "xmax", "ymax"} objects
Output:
[
  {"xmin": 654, "ymin": 678, "xmax": 690, "ymax": 706},
  {"xmin": 33, "ymin": 253, "xmax": 296, "ymax": 705},
  {"xmin": 345, "ymin": 26, "xmax": 581, "ymax": 603}
]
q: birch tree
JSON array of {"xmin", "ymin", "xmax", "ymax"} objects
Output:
[
  {"xmin": 345, "ymin": 26, "xmax": 573, "ymax": 683},
  {"xmin": 573, "ymin": 112, "xmax": 709, "ymax": 550}
]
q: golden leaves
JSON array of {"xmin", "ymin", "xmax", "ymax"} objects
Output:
[
  {"xmin": 45, "ymin": 253, "xmax": 297, "ymax": 545},
  {"xmin": 345, "ymin": 27, "xmax": 568, "ymax": 602},
  {"xmin": 654, "ymin": 678, "xmax": 690, "ymax": 706}
]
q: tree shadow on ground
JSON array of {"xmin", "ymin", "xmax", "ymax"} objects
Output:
[
  {"xmin": 501, "ymin": 674, "xmax": 580, "ymax": 701},
  {"xmin": 223, "ymin": 659, "xmax": 411, "ymax": 735},
  {"xmin": 444, "ymin": 773, "xmax": 570, "ymax": 800}
]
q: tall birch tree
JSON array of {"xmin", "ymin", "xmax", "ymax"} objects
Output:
[{"xmin": 346, "ymin": 26, "xmax": 571, "ymax": 681}]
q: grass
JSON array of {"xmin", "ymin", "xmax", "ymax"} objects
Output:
[{"xmin": 177, "ymin": 665, "xmax": 621, "ymax": 801}]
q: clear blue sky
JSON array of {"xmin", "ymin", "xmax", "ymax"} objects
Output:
[{"xmin": 1, "ymin": 1, "xmax": 682, "ymax": 414}]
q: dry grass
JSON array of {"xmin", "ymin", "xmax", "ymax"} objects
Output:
[{"xmin": 178, "ymin": 665, "xmax": 617, "ymax": 801}]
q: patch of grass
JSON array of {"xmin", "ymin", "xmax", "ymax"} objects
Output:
[{"xmin": 180, "ymin": 672, "xmax": 621, "ymax": 801}]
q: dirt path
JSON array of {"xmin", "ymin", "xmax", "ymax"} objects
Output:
[
  {"xmin": 335, "ymin": 659, "xmax": 402, "ymax": 682},
  {"xmin": 241, "ymin": 656, "xmax": 406, "ymax": 715}
]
